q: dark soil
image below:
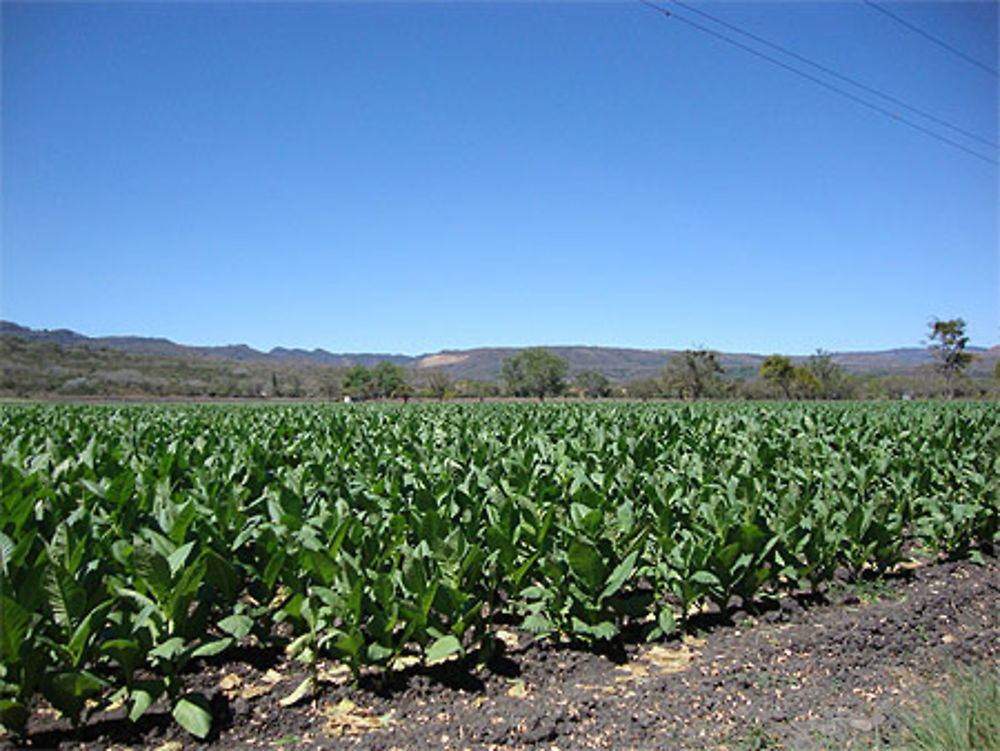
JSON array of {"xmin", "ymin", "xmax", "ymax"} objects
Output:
[{"xmin": 6, "ymin": 553, "xmax": 999, "ymax": 751}]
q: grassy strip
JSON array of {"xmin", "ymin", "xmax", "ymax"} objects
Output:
[{"xmin": 902, "ymin": 664, "xmax": 1000, "ymax": 751}]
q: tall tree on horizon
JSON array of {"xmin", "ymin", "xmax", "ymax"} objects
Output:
[{"xmin": 927, "ymin": 318, "xmax": 975, "ymax": 398}]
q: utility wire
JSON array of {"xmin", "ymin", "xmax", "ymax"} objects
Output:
[
  {"xmin": 862, "ymin": 0, "xmax": 998, "ymax": 78},
  {"xmin": 639, "ymin": 0, "xmax": 998, "ymax": 165},
  {"xmin": 666, "ymin": 0, "xmax": 996, "ymax": 149}
]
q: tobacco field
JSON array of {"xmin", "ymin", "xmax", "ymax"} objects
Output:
[{"xmin": 1, "ymin": 401, "xmax": 998, "ymax": 741}]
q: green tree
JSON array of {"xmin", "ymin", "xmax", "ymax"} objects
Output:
[
  {"xmin": 662, "ymin": 349, "xmax": 724, "ymax": 399},
  {"xmin": 927, "ymin": 318, "xmax": 975, "ymax": 398},
  {"xmin": 500, "ymin": 348, "xmax": 569, "ymax": 400},
  {"xmin": 456, "ymin": 379, "xmax": 500, "ymax": 401},
  {"xmin": 372, "ymin": 361, "xmax": 406, "ymax": 399},
  {"xmin": 806, "ymin": 349, "xmax": 849, "ymax": 399},
  {"xmin": 574, "ymin": 370, "xmax": 612, "ymax": 399},
  {"xmin": 792, "ymin": 367, "xmax": 821, "ymax": 399},
  {"xmin": 423, "ymin": 370, "xmax": 453, "ymax": 401},
  {"xmin": 321, "ymin": 373, "xmax": 342, "ymax": 400},
  {"xmin": 341, "ymin": 364, "xmax": 373, "ymax": 400},
  {"xmin": 624, "ymin": 377, "xmax": 662, "ymax": 401},
  {"xmin": 760, "ymin": 355, "xmax": 795, "ymax": 399}
]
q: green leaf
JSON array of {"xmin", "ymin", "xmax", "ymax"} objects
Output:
[
  {"xmin": 134, "ymin": 546, "xmax": 171, "ymax": 598},
  {"xmin": 332, "ymin": 629, "xmax": 364, "ymax": 660},
  {"xmin": 568, "ymin": 539, "xmax": 606, "ymax": 594},
  {"xmin": 101, "ymin": 638, "xmax": 141, "ymax": 678},
  {"xmin": 43, "ymin": 670, "xmax": 107, "ymax": 721},
  {"xmin": 425, "ymin": 634, "xmax": 463, "ymax": 665},
  {"xmin": 599, "ymin": 549, "xmax": 639, "ymax": 601},
  {"xmin": 203, "ymin": 549, "xmax": 239, "ymax": 602},
  {"xmin": 366, "ymin": 642, "xmax": 395, "ymax": 663},
  {"xmin": 521, "ymin": 613, "xmax": 553, "ymax": 634},
  {"xmin": 67, "ymin": 601, "xmax": 112, "ymax": 665},
  {"xmin": 571, "ymin": 617, "xmax": 618, "ymax": 641},
  {"xmin": 166, "ymin": 502, "xmax": 198, "ymax": 545},
  {"xmin": 0, "ymin": 595, "xmax": 30, "ymax": 661},
  {"xmin": 167, "ymin": 542, "xmax": 197, "ymax": 578},
  {"xmin": 485, "ymin": 525, "xmax": 516, "ymax": 566},
  {"xmin": 217, "ymin": 614, "xmax": 254, "ymax": 639},
  {"xmin": 263, "ymin": 550, "xmax": 286, "ymax": 591},
  {"xmin": 173, "ymin": 693, "xmax": 213, "ymax": 739},
  {"xmin": 150, "ymin": 636, "xmax": 187, "ymax": 661},
  {"xmin": 129, "ymin": 679, "xmax": 166, "ymax": 722},
  {"xmin": 738, "ymin": 523, "xmax": 767, "ymax": 554},
  {"xmin": 657, "ymin": 607, "xmax": 677, "ymax": 637},
  {"xmin": 0, "ymin": 698, "xmax": 29, "ymax": 735},
  {"xmin": 691, "ymin": 570, "xmax": 721, "ymax": 587},
  {"xmin": 43, "ymin": 565, "xmax": 86, "ymax": 629},
  {"xmin": 0, "ymin": 533, "xmax": 13, "ymax": 576},
  {"xmin": 715, "ymin": 541, "xmax": 742, "ymax": 571},
  {"xmin": 192, "ymin": 637, "xmax": 232, "ymax": 658},
  {"xmin": 304, "ymin": 549, "xmax": 337, "ymax": 586},
  {"xmin": 80, "ymin": 478, "xmax": 107, "ymax": 499}
]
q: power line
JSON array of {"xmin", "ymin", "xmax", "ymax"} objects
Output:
[
  {"xmin": 666, "ymin": 0, "xmax": 995, "ymax": 149},
  {"xmin": 862, "ymin": 0, "xmax": 998, "ymax": 78},
  {"xmin": 639, "ymin": 0, "xmax": 998, "ymax": 165}
]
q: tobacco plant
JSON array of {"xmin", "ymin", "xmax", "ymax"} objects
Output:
[{"xmin": 1, "ymin": 400, "xmax": 998, "ymax": 739}]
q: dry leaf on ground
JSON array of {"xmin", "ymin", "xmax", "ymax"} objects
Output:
[
  {"xmin": 507, "ymin": 679, "xmax": 529, "ymax": 697},
  {"xmin": 322, "ymin": 698, "xmax": 393, "ymax": 735}
]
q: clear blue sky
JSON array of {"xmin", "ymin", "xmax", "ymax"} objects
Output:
[{"xmin": 3, "ymin": 1, "xmax": 997, "ymax": 355}]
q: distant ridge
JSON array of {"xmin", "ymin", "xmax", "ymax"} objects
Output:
[{"xmin": 1, "ymin": 320, "xmax": 994, "ymax": 382}]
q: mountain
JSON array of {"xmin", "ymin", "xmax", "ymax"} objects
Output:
[{"xmin": 1, "ymin": 320, "xmax": 994, "ymax": 383}]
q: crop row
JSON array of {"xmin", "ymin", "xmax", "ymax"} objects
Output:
[{"xmin": 1, "ymin": 402, "xmax": 998, "ymax": 738}]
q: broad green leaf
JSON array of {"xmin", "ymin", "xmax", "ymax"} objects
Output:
[
  {"xmin": 567, "ymin": 539, "xmax": 606, "ymax": 594},
  {"xmin": 599, "ymin": 549, "xmax": 639, "ymax": 601},
  {"xmin": 134, "ymin": 547, "xmax": 171, "ymax": 598},
  {"xmin": 0, "ymin": 595, "xmax": 30, "ymax": 661},
  {"xmin": 203, "ymin": 549, "xmax": 238, "ymax": 602},
  {"xmin": 691, "ymin": 570, "xmax": 721, "ymax": 587},
  {"xmin": 43, "ymin": 670, "xmax": 107, "ymax": 720},
  {"xmin": 332, "ymin": 629, "xmax": 364, "ymax": 660},
  {"xmin": 571, "ymin": 617, "xmax": 618, "ymax": 641},
  {"xmin": 167, "ymin": 541, "xmax": 197, "ymax": 578},
  {"xmin": 80, "ymin": 478, "xmax": 107, "ymax": 499},
  {"xmin": 150, "ymin": 636, "xmax": 187, "ymax": 661},
  {"xmin": 173, "ymin": 693, "xmax": 213, "ymax": 738},
  {"xmin": 192, "ymin": 637, "xmax": 232, "ymax": 658},
  {"xmin": 217, "ymin": 614, "xmax": 253, "ymax": 639},
  {"xmin": 367, "ymin": 642, "xmax": 395, "ymax": 663},
  {"xmin": 715, "ymin": 541, "xmax": 742, "ymax": 571},
  {"xmin": 43, "ymin": 565, "xmax": 86, "ymax": 629},
  {"xmin": 166, "ymin": 501, "xmax": 198, "ymax": 545},
  {"xmin": 425, "ymin": 634, "xmax": 463, "ymax": 664},
  {"xmin": 657, "ymin": 607, "xmax": 677, "ymax": 637},
  {"xmin": 101, "ymin": 638, "xmax": 141, "ymax": 678},
  {"xmin": 521, "ymin": 613, "xmax": 553, "ymax": 634},
  {"xmin": 304, "ymin": 550, "xmax": 337, "ymax": 586}
]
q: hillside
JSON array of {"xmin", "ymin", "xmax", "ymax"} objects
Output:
[{"xmin": 2, "ymin": 321, "xmax": 997, "ymax": 398}]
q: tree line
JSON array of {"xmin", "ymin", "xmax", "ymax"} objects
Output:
[
  {"xmin": 1, "ymin": 319, "xmax": 992, "ymax": 401},
  {"xmin": 493, "ymin": 318, "xmax": 989, "ymax": 401}
]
